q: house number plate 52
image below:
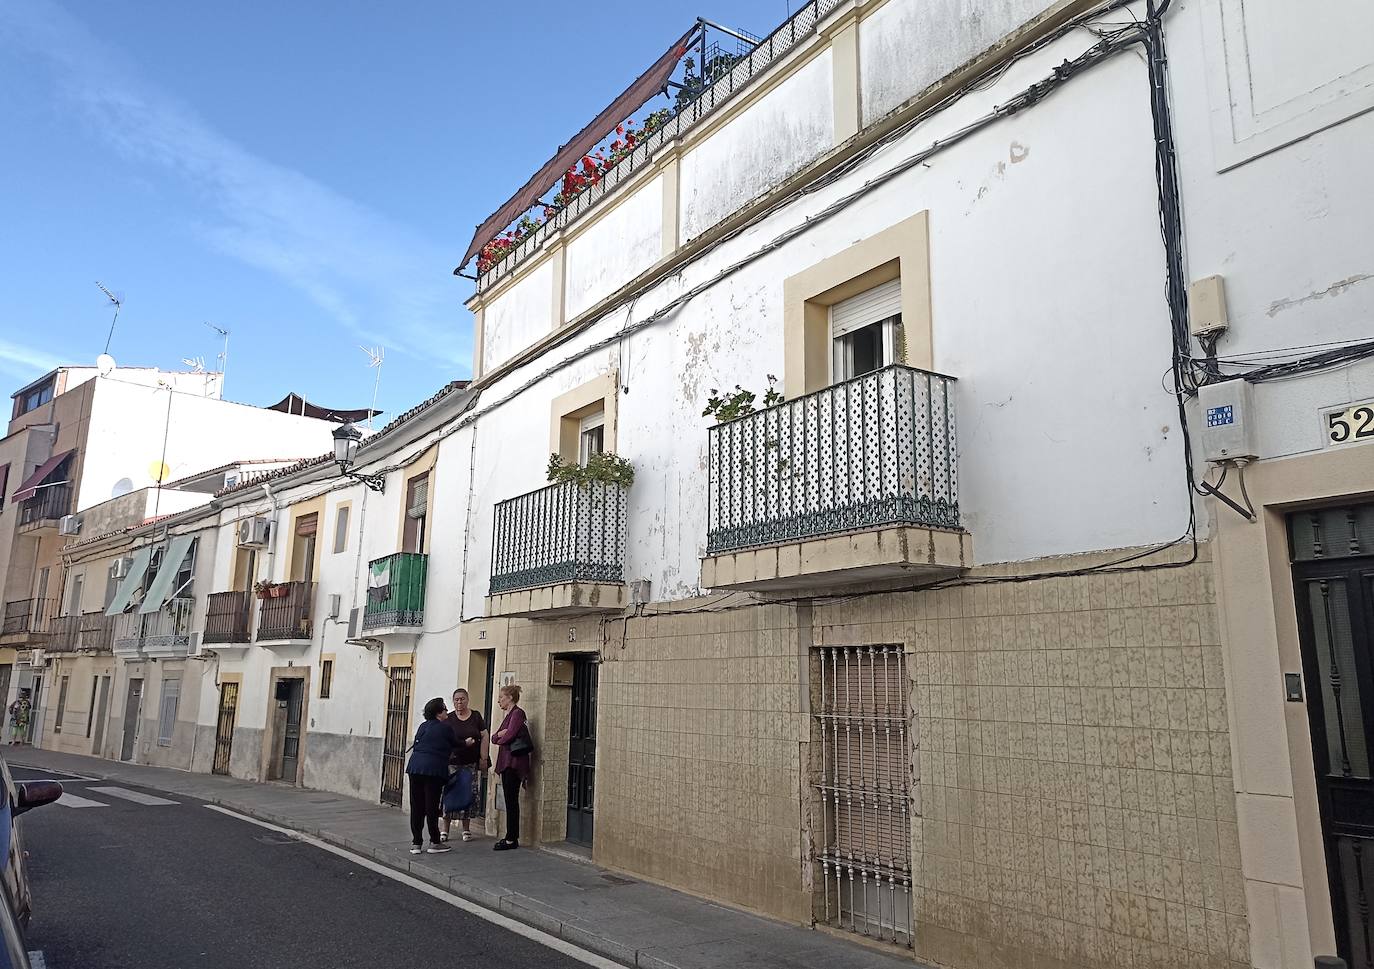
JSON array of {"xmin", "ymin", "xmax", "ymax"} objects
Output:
[{"xmin": 1325, "ymin": 402, "xmax": 1374, "ymax": 447}]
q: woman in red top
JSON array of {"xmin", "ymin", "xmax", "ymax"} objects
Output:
[{"xmin": 490, "ymin": 684, "xmax": 532, "ymax": 851}]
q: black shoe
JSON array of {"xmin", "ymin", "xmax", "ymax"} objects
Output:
[{"xmin": 493, "ymin": 839, "xmax": 519, "ymax": 851}]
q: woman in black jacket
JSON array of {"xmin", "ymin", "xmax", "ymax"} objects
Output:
[{"xmin": 406, "ymin": 697, "xmax": 458, "ymax": 854}]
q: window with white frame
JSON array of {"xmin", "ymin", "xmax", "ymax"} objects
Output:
[
  {"xmin": 577, "ymin": 409, "xmax": 605, "ymax": 465},
  {"xmin": 830, "ymin": 279, "xmax": 901, "ymax": 383},
  {"xmin": 157, "ymin": 675, "xmax": 181, "ymax": 747}
]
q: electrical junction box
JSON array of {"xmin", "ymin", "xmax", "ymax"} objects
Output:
[
  {"xmin": 1199, "ymin": 379, "xmax": 1258, "ymax": 463},
  {"xmin": 1189, "ymin": 275, "xmax": 1229, "ymax": 337},
  {"xmin": 549, "ymin": 658, "xmax": 575, "ymax": 688}
]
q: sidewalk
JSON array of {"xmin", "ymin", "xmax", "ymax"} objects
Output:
[{"xmin": 12, "ymin": 747, "xmax": 924, "ymax": 969}]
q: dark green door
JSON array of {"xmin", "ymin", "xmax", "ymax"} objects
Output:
[
  {"xmin": 1290, "ymin": 505, "xmax": 1374, "ymax": 968},
  {"xmin": 566, "ymin": 656, "xmax": 598, "ymax": 847}
]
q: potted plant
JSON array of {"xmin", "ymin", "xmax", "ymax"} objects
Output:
[
  {"xmin": 546, "ymin": 451, "xmax": 635, "ymax": 488},
  {"xmin": 253, "ymin": 580, "xmax": 273, "ymax": 600}
]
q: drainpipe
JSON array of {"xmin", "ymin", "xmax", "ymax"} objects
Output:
[{"xmin": 261, "ymin": 481, "xmax": 281, "ymax": 579}]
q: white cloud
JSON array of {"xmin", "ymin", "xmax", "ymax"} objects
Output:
[
  {"xmin": 0, "ymin": 337, "xmax": 61, "ymax": 382},
  {"xmin": 0, "ymin": 0, "xmax": 471, "ymax": 373}
]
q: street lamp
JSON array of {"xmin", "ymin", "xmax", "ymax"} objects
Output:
[{"xmin": 332, "ymin": 421, "xmax": 385, "ymax": 492}]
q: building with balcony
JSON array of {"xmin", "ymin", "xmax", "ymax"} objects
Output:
[{"xmin": 5, "ymin": 1, "xmax": 1373, "ymax": 966}]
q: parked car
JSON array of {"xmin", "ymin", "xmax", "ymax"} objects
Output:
[{"xmin": 0, "ymin": 756, "xmax": 61, "ymax": 968}]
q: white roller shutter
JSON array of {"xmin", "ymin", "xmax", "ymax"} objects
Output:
[{"xmin": 830, "ymin": 279, "xmax": 901, "ymax": 337}]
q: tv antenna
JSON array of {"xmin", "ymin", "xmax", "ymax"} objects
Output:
[
  {"xmin": 180, "ymin": 356, "xmax": 206, "ymax": 373},
  {"xmin": 96, "ymin": 281, "xmax": 122, "ymax": 354},
  {"xmin": 204, "ymin": 322, "xmax": 230, "ymax": 394},
  {"xmin": 360, "ymin": 345, "xmax": 384, "ymax": 431}
]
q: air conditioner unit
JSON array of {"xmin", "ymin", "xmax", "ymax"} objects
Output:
[
  {"xmin": 29, "ymin": 649, "xmax": 46, "ymax": 668},
  {"xmin": 58, "ymin": 515, "xmax": 81, "ymax": 536},
  {"xmin": 237, "ymin": 517, "xmax": 271, "ymax": 548},
  {"xmin": 188, "ymin": 632, "xmax": 202, "ymax": 653},
  {"xmin": 111, "ymin": 558, "xmax": 131, "ymax": 579}
]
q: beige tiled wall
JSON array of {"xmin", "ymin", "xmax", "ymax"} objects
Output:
[
  {"xmin": 498, "ymin": 599, "xmax": 812, "ymax": 921},
  {"xmin": 815, "ymin": 543, "xmax": 1249, "ymax": 969}
]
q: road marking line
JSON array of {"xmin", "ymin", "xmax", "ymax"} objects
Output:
[
  {"xmin": 204, "ymin": 805, "xmax": 622, "ymax": 969},
  {"xmin": 89, "ymin": 786, "xmax": 178, "ymax": 806},
  {"xmin": 55, "ymin": 792, "xmax": 108, "ymax": 809}
]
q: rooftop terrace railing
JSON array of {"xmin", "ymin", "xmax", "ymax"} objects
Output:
[{"xmin": 477, "ymin": 0, "xmax": 848, "ymax": 290}]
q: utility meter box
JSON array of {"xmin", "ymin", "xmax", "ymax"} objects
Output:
[{"xmin": 1199, "ymin": 379, "xmax": 1258, "ymax": 463}]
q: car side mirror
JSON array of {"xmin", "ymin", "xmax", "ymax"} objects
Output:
[{"xmin": 14, "ymin": 781, "xmax": 62, "ymax": 815}]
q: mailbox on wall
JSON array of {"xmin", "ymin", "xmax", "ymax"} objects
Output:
[{"xmin": 549, "ymin": 658, "xmax": 575, "ymax": 687}]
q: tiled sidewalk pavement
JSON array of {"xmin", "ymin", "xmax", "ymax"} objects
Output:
[{"xmin": 12, "ymin": 747, "xmax": 925, "ymax": 969}]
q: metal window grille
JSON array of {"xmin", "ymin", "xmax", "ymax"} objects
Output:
[
  {"xmin": 212, "ymin": 681, "xmax": 239, "ymax": 775},
  {"xmin": 812, "ymin": 645, "xmax": 913, "ymax": 946},
  {"xmin": 319, "ymin": 659, "xmax": 334, "ymax": 699},
  {"xmin": 157, "ymin": 676, "xmax": 181, "ymax": 747}
]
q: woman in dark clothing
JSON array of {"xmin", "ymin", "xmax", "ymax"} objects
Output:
[
  {"xmin": 405, "ymin": 697, "xmax": 458, "ymax": 854},
  {"xmin": 490, "ymin": 684, "xmax": 532, "ymax": 851},
  {"xmin": 440, "ymin": 687, "xmax": 489, "ymax": 843}
]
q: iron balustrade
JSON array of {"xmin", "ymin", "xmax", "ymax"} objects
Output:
[
  {"xmin": 362, "ymin": 552, "xmax": 428, "ymax": 630},
  {"xmin": 17, "ymin": 484, "xmax": 71, "ymax": 529},
  {"xmin": 706, "ymin": 365, "xmax": 958, "ymax": 555},
  {"xmin": 78, "ymin": 611, "xmax": 117, "ymax": 651},
  {"xmin": 477, "ymin": 0, "xmax": 848, "ymax": 289},
  {"xmin": 47, "ymin": 615, "xmax": 82, "ymax": 653},
  {"xmin": 256, "ymin": 581, "xmax": 314, "ymax": 641},
  {"xmin": 111, "ymin": 598, "xmax": 194, "ymax": 655},
  {"xmin": 145, "ymin": 597, "xmax": 194, "ymax": 654},
  {"xmin": 490, "ymin": 481, "xmax": 628, "ymax": 594},
  {"xmin": 204, "ymin": 591, "xmax": 253, "ymax": 644},
  {"xmin": 1, "ymin": 598, "xmax": 57, "ymax": 637}
]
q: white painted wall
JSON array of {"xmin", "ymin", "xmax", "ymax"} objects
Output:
[
  {"xmin": 564, "ymin": 175, "xmax": 664, "ymax": 321},
  {"xmin": 860, "ymin": 0, "xmax": 1054, "ymax": 124},
  {"xmin": 78, "ymin": 378, "xmax": 333, "ymax": 510},
  {"xmin": 680, "ymin": 49, "xmax": 835, "ymax": 242},
  {"xmin": 481, "ymin": 259, "xmax": 555, "ymax": 372}
]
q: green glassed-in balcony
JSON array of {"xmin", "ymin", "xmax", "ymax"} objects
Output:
[
  {"xmin": 701, "ymin": 365, "xmax": 971, "ymax": 593},
  {"xmin": 362, "ymin": 552, "xmax": 428, "ymax": 634}
]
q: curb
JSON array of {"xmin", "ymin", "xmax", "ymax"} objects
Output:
[{"xmin": 13, "ymin": 758, "xmax": 656, "ymax": 969}]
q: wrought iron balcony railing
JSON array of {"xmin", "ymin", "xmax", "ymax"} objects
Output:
[
  {"xmin": 112, "ymin": 598, "xmax": 195, "ymax": 656},
  {"xmin": 1, "ymin": 598, "xmax": 57, "ymax": 638},
  {"xmin": 706, "ymin": 365, "xmax": 958, "ymax": 555},
  {"xmin": 490, "ymin": 481, "xmax": 628, "ymax": 595},
  {"xmin": 47, "ymin": 614, "xmax": 82, "ymax": 653},
  {"xmin": 79, "ymin": 610, "xmax": 117, "ymax": 651},
  {"xmin": 256, "ymin": 581, "xmax": 314, "ymax": 641},
  {"xmin": 204, "ymin": 591, "xmax": 253, "ymax": 644},
  {"xmin": 17, "ymin": 484, "xmax": 72, "ymax": 530},
  {"xmin": 363, "ymin": 552, "xmax": 428, "ymax": 630},
  {"xmin": 478, "ymin": 0, "xmax": 847, "ymax": 289}
]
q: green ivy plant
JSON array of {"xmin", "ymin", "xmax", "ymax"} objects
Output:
[
  {"xmin": 547, "ymin": 451, "xmax": 635, "ymax": 488},
  {"xmin": 702, "ymin": 375, "xmax": 785, "ymax": 424}
]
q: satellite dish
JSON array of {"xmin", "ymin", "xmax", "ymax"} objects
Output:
[{"xmin": 96, "ymin": 353, "xmax": 116, "ymax": 377}]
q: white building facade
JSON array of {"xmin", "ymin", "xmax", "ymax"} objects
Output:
[{"xmin": 32, "ymin": 2, "xmax": 1374, "ymax": 968}]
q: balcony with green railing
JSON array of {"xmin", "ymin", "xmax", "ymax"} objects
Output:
[{"xmin": 362, "ymin": 552, "xmax": 428, "ymax": 633}]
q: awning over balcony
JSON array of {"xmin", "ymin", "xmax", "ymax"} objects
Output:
[
  {"xmin": 139, "ymin": 535, "xmax": 195, "ymax": 614},
  {"xmin": 105, "ymin": 547, "xmax": 153, "ymax": 616},
  {"xmin": 458, "ymin": 24, "xmax": 696, "ymax": 269},
  {"xmin": 11, "ymin": 449, "xmax": 74, "ymax": 503}
]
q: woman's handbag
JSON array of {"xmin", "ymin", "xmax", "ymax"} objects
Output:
[
  {"xmin": 443, "ymin": 767, "xmax": 475, "ymax": 814},
  {"xmin": 508, "ymin": 727, "xmax": 535, "ymax": 757}
]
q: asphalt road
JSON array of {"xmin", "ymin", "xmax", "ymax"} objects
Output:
[{"xmin": 13, "ymin": 766, "xmax": 591, "ymax": 969}]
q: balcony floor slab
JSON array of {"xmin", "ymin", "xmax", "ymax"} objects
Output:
[
  {"xmin": 701, "ymin": 525, "xmax": 972, "ymax": 594},
  {"xmin": 486, "ymin": 582, "xmax": 627, "ymax": 620}
]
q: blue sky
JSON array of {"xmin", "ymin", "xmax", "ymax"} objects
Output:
[{"xmin": 0, "ymin": 0, "xmax": 787, "ymax": 418}]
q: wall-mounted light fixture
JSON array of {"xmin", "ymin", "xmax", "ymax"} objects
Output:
[{"xmin": 332, "ymin": 422, "xmax": 385, "ymax": 493}]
